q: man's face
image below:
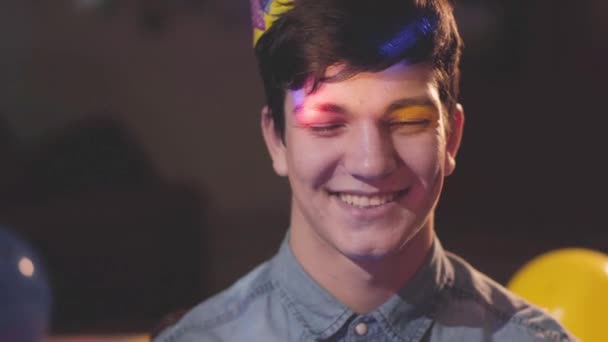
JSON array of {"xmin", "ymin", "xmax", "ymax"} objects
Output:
[{"xmin": 262, "ymin": 62, "xmax": 463, "ymax": 261}]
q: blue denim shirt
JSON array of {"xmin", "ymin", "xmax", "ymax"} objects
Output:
[{"xmin": 155, "ymin": 236, "xmax": 576, "ymax": 342}]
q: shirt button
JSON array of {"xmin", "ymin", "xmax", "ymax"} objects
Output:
[{"xmin": 355, "ymin": 322, "xmax": 368, "ymax": 336}]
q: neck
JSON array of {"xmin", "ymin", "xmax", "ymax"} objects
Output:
[{"xmin": 290, "ymin": 219, "xmax": 435, "ymax": 314}]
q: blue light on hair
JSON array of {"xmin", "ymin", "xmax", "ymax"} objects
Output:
[{"xmin": 380, "ymin": 16, "xmax": 435, "ymax": 59}]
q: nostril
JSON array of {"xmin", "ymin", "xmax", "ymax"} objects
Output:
[{"xmin": 347, "ymin": 153, "xmax": 398, "ymax": 181}]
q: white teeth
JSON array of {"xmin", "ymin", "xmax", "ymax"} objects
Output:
[{"xmin": 337, "ymin": 192, "xmax": 398, "ymax": 208}]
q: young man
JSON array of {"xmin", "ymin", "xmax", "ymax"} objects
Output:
[{"xmin": 155, "ymin": 0, "xmax": 576, "ymax": 340}]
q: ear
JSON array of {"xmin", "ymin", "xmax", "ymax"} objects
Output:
[
  {"xmin": 444, "ymin": 103, "xmax": 464, "ymax": 176},
  {"xmin": 261, "ymin": 106, "xmax": 288, "ymax": 177}
]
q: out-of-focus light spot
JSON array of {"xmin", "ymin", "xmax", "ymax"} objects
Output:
[
  {"xmin": 18, "ymin": 257, "xmax": 35, "ymax": 277},
  {"xmin": 604, "ymin": 262, "xmax": 608, "ymax": 275}
]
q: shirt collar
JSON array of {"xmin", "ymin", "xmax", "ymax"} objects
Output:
[
  {"xmin": 270, "ymin": 232, "xmax": 454, "ymax": 340},
  {"xmin": 374, "ymin": 237, "xmax": 454, "ymax": 339},
  {"xmin": 271, "ymin": 233, "xmax": 351, "ymax": 339}
]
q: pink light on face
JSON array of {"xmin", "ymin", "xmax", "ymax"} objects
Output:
[
  {"xmin": 291, "ymin": 86, "xmax": 348, "ymax": 127},
  {"xmin": 294, "ymin": 103, "xmax": 346, "ymax": 126}
]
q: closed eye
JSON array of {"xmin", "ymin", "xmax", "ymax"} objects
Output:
[
  {"xmin": 385, "ymin": 104, "xmax": 439, "ymax": 133},
  {"xmin": 309, "ymin": 124, "xmax": 345, "ymax": 136},
  {"xmin": 391, "ymin": 119, "xmax": 430, "ymax": 126},
  {"xmin": 389, "ymin": 119, "xmax": 434, "ymax": 135}
]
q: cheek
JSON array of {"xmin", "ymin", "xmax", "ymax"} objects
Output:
[
  {"xmin": 286, "ymin": 134, "xmax": 342, "ymax": 189},
  {"xmin": 395, "ymin": 134, "xmax": 445, "ymax": 183}
]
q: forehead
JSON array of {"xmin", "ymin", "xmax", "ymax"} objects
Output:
[{"xmin": 286, "ymin": 62, "xmax": 440, "ymax": 115}]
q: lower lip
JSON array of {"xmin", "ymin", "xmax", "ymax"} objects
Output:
[{"xmin": 329, "ymin": 191, "xmax": 407, "ymax": 219}]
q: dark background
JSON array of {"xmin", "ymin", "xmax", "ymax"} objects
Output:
[{"xmin": 1, "ymin": 0, "xmax": 606, "ymax": 335}]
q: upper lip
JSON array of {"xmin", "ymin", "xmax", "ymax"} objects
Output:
[{"xmin": 328, "ymin": 189, "xmax": 406, "ymax": 196}]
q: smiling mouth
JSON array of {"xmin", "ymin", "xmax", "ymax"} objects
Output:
[{"xmin": 329, "ymin": 190, "xmax": 407, "ymax": 208}]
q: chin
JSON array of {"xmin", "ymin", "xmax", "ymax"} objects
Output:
[
  {"xmin": 337, "ymin": 234, "xmax": 407, "ymax": 262},
  {"xmin": 345, "ymin": 249, "xmax": 395, "ymax": 262},
  {"xmin": 339, "ymin": 220, "xmax": 429, "ymax": 261}
]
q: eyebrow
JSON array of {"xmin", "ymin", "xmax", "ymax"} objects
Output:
[
  {"xmin": 293, "ymin": 97, "xmax": 437, "ymax": 117},
  {"xmin": 384, "ymin": 97, "xmax": 438, "ymax": 115},
  {"xmin": 293, "ymin": 103, "xmax": 346, "ymax": 115}
]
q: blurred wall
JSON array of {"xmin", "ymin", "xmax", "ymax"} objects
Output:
[{"xmin": 2, "ymin": 0, "xmax": 286, "ymax": 212}]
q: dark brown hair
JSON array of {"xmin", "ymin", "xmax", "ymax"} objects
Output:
[{"xmin": 255, "ymin": 0, "xmax": 463, "ymax": 139}]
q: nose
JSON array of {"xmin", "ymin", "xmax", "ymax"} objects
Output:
[{"xmin": 344, "ymin": 122, "xmax": 398, "ymax": 181}]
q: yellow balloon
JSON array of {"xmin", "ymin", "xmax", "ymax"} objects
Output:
[{"xmin": 507, "ymin": 248, "xmax": 608, "ymax": 342}]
